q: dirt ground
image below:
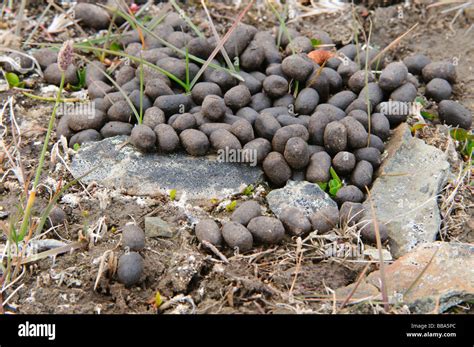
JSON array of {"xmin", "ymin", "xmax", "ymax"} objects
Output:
[{"xmin": 0, "ymin": 1, "xmax": 472, "ymax": 314}]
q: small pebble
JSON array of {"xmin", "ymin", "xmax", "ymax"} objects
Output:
[
  {"xmin": 262, "ymin": 152, "xmax": 292, "ymax": 187},
  {"xmin": 130, "ymin": 124, "xmax": 156, "ymax": 152},
  {"xmin": 438, "ymin": 100, "xmax": 472, "ymax": 129},
  {"xmin": 422, "ymin": 61, "xmax": 456, "ymax": 83},
  {"xmin": 221, "ymin": 222, "xmax": 253, "ymax": 252},
  {"xmin": 247, "ymin": 216, "xmax": 285, "ymax": 244},
  {"xmin": 425, "ymin": 78, "xmax": 452, "ymax": 102},
  {"xmin": 279, "ymin": 207, "xmax": 312, "ymax": 236},
  {"xmin": 332, "ymin": 151, "xmax": 356, "ymax": 175},
  {"xmin": 263, "ymin": 75, "xmax": 289, "ymax": 99},
  {"xmin": 351, "ymin": 160, "xmax": 373, "ymax": 190},
  {"xmin": 154, "ymin": 124, "xmax": 180, "ymax": 153},
  {"xmin": 306, "ymin": 151, "xmax": 331, "ymax": 183},
  {"xmin": 335, "ymin": 186, "xmax": 365, "ymax": 204},
  {"xmin": 117, "ymin": 252, "xmax": 144, "ymax": 287},
  {"xmin": 202, "ymin": 95, "xmax": 226, "ymax": 121},
  {"xmin": 195, "ymin": 219, "xmax": 222, "ymax": 246},
  {"xmin": 122, "ymin": 224, "xmax": 145, "ymax": 251},
  {"xmin": 231, "ymin": 201, "xmax": 262, "ymax": 226},
  {"xmin": 309, "ymin": 206, "xmax": 339, "ymax": 233},
  {"xmin": 339, "ymin": 202, "xmax": 364, "ymax": 226},
  {"xmin": 284, "ymin": 137, "xmax": 310, "ymax": 169},
  {"xmin": 179, "ymin": 129, "xmax": 210, "ymax": 156}
]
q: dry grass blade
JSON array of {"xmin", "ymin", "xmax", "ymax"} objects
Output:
[
  {"xmin": 201, "ymin": 0, "xmax": 236, "ymax": 73},
  {"xmin": 339, "ymin": 263, "xmax": 371, "ymax": 310},
  {"xmin": 190, "ymin": 0, "xmax": 255, "ymax": 89},
  {"xmin": 366, "ymin": 188, "xmax": 389, "ymax": 312},
  {"xmin": 404, "ymin": 247, "xmax": 439, "ymax": 299},
  {"xmin": 369, "ymin": 23, "xmax": 419, "ymax": 67}
]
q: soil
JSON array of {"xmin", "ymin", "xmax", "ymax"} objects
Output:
[{"xmin": 0, "ymin": 1, "xmax": 472, "ymax": 314}]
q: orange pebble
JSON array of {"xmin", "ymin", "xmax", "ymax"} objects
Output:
[{"xmin": 307, "ymin": 50, "xmax": 335, "ymax": 65}]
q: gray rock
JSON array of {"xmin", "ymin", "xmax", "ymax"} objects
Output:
[
  {"xmin": 221, "ymin": 222, "xmax": 253, "ymax": 252},
  {"xmin": 335, "ymin": 242, "xmax": 474, "ymax": 313},
  {"xmin": 145, "ymin": 216, "xmax": 176, "ymax": 238},
  {"xmin": 224, "ymin": 85, "xmax": 252, "ymax": 110},
  {"xmin": 339, "ymin": 201, "xmax": 364, "ymax": 226},
  {"xmin": 70, "ymin": 136, "xmax": 262, "ymax": 199},
  {"xmin": 74, "ymin": 3, "xmax": 110, "ymax": 30},
  {"xmin": 422, "ymin": 61, "xmax": 456, "ymax": 83},
  {"xmin": 336, "ymin": 185, "xmax": 365, "ymax": 204},
  {"xmin": 179, "ymin": 129, "xmax": 210, "ymax": 156},
  {"xmin": 425, "ymin": 78, "xmax": 452, "ymax": 102},
  {"xmin": 122, "ymin": 224, "xmax": 145, "ymax": 251},
  {"xmin": 309, "ymin": 205, "xmax": 339, "ymax": 233},
  {"xmin": 332, "ymin": 151, "xmax": 356, "ymax": 175},
  {"xmin": 266, "ymin": 180, "xmax": 337, "ymax": 218},
  {"xmin": 195, "ymin": 219, "xmax": 222, "ymax": 246},
  {"xmin": 279, "ymin": 206, "xmax": 312, "ymax": 236},
  {"xmin": 263, "ymin": 75, "xmax": 289, "ymax": 99},
  {"xmin": 363, "ymin": 124, "xmax": 450, "ymax": 258},
  {"xmin": 231, "ymin": 201, "xmax": 262, "ymax": 226},
  {"xmin": 262, "ymin": 152, "xmax": 291, "ymax": 187},
  {"xmin": 69, "ymin": 129, "xmax": 102, "ymax": 148},
  {"xmin": 247, "ymin": 216, "xmax": 285, "ymax": 244},
  {"xmin": 117, "ymin": 252, "xmax": 143, "ymax": 287},
  {"xmin": 438, "ymin": 100, "xmax": 472, "ymax": 129},
  {"xmin": 403, "ymin": 54, "xmax": 431, "ymax": 75}
]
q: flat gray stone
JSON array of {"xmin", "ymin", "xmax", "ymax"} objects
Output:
[
  {"xmin": 363, "ymin": 124, "xmax": 450, "ymax": 258},
  {"xmin": 266, "ymin": 180, "xmax": 338, "ymax": 218},
  {"xmin": 145, "ymin": 217, "xmax": 176, "ymax": 238},
  {"xmin": 335, "ymin": 242, "xmax": 474, "ymax": 313},
  {"xmin": 70, "ymin": 136, "xmax": 263, "ymax": 199}
]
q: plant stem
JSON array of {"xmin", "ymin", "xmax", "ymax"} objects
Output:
[{"xmin": 18, "ymin": 72, "xmax": 65, "ymax": 239}]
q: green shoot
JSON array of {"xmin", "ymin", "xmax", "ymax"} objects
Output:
[
  {"xmin": 74, "ymin": 52, "xmax": 141, "ymax": 123},
  {"xmin": 73, "ymin": 143, "xmax": 81, "ymax": 151},
  {"xmin": 139, "ymin": 55, "xmax": 144, "ymax": 123},
  {"xmin": 169, "ymin": 189, "xmax": 177, "ymax": 201},
  {"xmin": 268, "ymin": 1, "xmax": 295, "ymax": 55},
  {"xmin": 226, "ymin": 200, "xmax": 237, "ymax": 212},
  {"xmin": 242, "ymin": 184, "xmax": 254, "ymax": 196},
  {"xmin": 67, "ymin": 68, "xmax": 86, "ymax": 91},
  {"xmin": 5, "ymin": 71, "xmax": 25, "ymax": 88},
  {"xmin": 328, "ymin": 167, "xmax": 342, "ymax": 197},
  {"xmin": 101, "ymin": 11, "xmax": 118, "ymax": 63},
  {"xmin": 110, "ymin": 7, "xmax": 244, "ymax": 82},
  {"xmin": 17, "ymin": 69, "xmax": 66, "ymax": 241},
  {"xmin": 169, "ymin": 0, "xmax": 205, "ymax": 38}
]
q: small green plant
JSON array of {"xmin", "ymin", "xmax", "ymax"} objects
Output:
[
  {"xmin": 226, "ymin": 200, "xmax": 237, "ymax": 212},
  {"xmin": 5, "ymin": 71, "xmax": 25, "ymax": 88},
  {"xmin": 310, "ymin": 38, "xmax": 322, "ymax": 48},
  {"xmin": 317, "ymin": 167, "xmax": 342, "ymax": 197},
  {"xmin": 169, "ymin": 189, "xmax": 177, "ymax": 201},
  {"xmin": 68, "ymin": 67, "xmax": 86, "ymax": 91},
  {"xmin": 73, "ymin": 143, "xmax": 81, "ymax": 151},
  {"xmin": 328, "ymin": 167, "xmax": 343, "ymax": 197},
  {"xmin": 450, "ymin": 128, "xmax": 473, "ymax": 159},
  {"xmin": 242, "ymin": 184, "xmax": 254, "ymax": 196}
]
